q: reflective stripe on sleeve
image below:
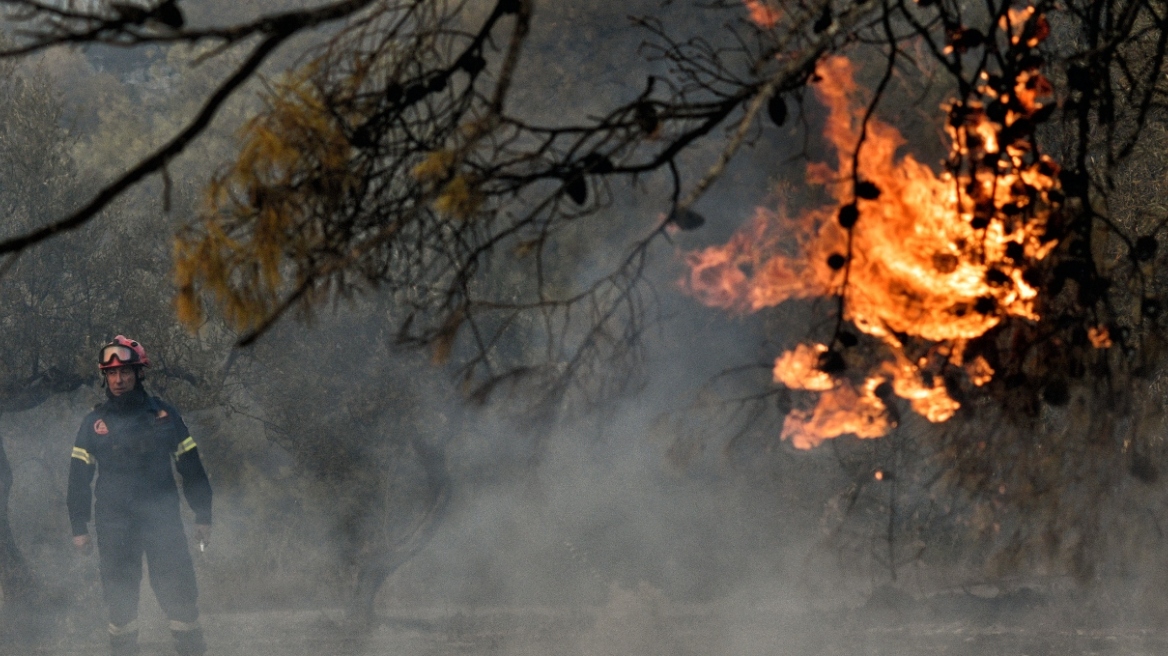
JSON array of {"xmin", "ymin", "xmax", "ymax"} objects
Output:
[
  {"xmin": 71, "ymin": 447, "xmax": 94, "ymax": 465},
  {"xmin": 174, "ymin": 436, "xmax": 197, "ymax": 457}
]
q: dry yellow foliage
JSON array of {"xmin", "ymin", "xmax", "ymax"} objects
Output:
[
  {"xmin": 174, "ymin": 62, "xmax": 360, "ymax": 331},
  {"xmin": 412, "ymin": 150, "xmax": 456, "ymax": 184},
  {"xmin": 432, "ymin": 176, "xmax": 482, "ymax": 220}
]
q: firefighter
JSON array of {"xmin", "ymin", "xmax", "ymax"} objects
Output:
[{"xmin": 67, "ymin": 336, "xmax": 212, "ymax": 656}]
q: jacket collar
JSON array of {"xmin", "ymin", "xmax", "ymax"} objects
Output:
[{"xmin": 103, "ymin": 386, "xmax": 150, "ymax": 414}]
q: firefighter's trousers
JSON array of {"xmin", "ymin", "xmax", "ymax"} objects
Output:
[{"xmin": 96, "ymin": 502, "xmax": 199, "ymax": 628}]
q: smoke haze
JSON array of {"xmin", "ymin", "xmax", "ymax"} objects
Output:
[{"xmin": 4, "ymin": 2, "xmax": 1168, "ymax": 655}]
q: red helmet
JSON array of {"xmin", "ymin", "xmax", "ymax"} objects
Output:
[{"xmin": 98, "ymin": 335, "xmax": 150, "ymax": 370}]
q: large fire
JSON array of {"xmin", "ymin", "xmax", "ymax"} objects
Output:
[{"xmin": 686, "ymin": 14, "xmax": 1061, "ymax": 449}]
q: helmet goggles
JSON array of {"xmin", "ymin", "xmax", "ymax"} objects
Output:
[
  {"xmin": 99, "ymin": 345, "xmax": 138, "ymax": 368},
  {"xmin": 98, "ymin": 336, "xmax": 149, "ymax": 370}
]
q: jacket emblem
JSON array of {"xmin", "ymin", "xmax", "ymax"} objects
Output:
[{"xmin": 94, "ymin": 419, "xmax": 109, "ymax": 435}]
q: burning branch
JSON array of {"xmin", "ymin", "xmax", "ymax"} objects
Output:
[{"xmin": 686, "ymin": 6, "xmax": 1064, "ymax": 448}]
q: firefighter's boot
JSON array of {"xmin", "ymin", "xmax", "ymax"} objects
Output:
[
  {"xmin": 108, "ymin": 622, "xmax": 139, "ymax": 656},
  {"xmin": 170, "ymin": 623, "xmax": 206, "ymax": 656}
]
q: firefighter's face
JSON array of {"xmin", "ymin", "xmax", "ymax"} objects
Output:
[{"xmin": 104, "ymin": 366, "xmax": 139, "ymax": 396}]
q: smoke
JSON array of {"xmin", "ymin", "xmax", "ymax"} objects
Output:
[
  {"xmin": 7, "ymin": 287, "xmax": 1167, "ymax": 656},
  {"xmin": 8, "ymin": 3, "xmax": 1168, "ymax": 656},
  {"xmin": 0, "ymin": 244, "xmax": 842, "ymax": 655}
]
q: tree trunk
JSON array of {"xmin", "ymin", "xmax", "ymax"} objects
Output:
[
  {"xmin": 0, "ymin": 438, "xmax": 33, "ymax": 594},
  {"xmin": 349, "ymin": 433, "xmax": 451, "ymax": 625},
  {"xmin": 0, "ymin": 434, "xmax": 41, "ymax": 640},
  {"xmin": 0, "ymin": 370, "xmax": 85, "ymax": 642}
]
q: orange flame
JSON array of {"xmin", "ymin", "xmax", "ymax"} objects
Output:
[
  {"xmin": 685, "ymin": 53, "xmax": 1059, "ymax": 448},
  {"xmin": 773, "ymin": 343, "xmax": 835, "ymax": 391},
  {"xmin": 782, "ymin": 377, "xmax": 890, "ymax": 449}
]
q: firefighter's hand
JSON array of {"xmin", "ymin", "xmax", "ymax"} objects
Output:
[
  {"xmin": 193, "ymin": 524, "xmax": 211, "ymax": 551},
  {"xmin": 72, "ymin": 534, "xmax": 92, "ymax": 554}
]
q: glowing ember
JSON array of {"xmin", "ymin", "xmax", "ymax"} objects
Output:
[
  {"xmin": 1088, "ymin": 326, "xmax": 1113, "ymax": 349},
  {"xmin": 685, "ymin": 48, "xmax": 1060, "ymax": 448},
  {"xmin": 742, "ymin": 0, "xmax": 780, "ymax": 29},
  {"xmin": 964, "ymin": 355, "xmax": 995, "ymax": 387}
]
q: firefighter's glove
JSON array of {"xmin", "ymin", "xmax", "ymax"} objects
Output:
[
  {"xmin": 72, "ymin": 533, "xmax": 93, "ymax": 555},
  {"xmin": 193, "ymin": 524, "xmax": 211, "ymax": 552}
]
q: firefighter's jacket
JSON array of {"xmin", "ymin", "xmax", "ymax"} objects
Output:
[{"xmin": 67, "ymin": 388, "xmax": 211, "ymax": 536}]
